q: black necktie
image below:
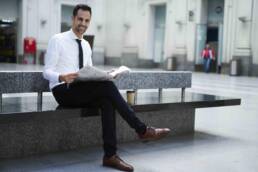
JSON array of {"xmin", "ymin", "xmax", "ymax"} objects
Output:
[{"xmin": 76, "ymin": 39, "xmax": 83, "ymax": 69}]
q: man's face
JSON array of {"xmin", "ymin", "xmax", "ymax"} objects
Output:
[{"xmin": 72, "ymin": 9, "xmax": 91, "ymax": 36}]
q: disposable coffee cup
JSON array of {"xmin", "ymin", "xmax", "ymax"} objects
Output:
[{"xmin": 126, "ymin": 90, "xmax": 135, "ymax": 105}]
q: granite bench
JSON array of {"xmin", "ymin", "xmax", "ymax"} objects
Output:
[
  {"xmin": 0, "ymin": 71, "xmax": 241, "ymax": 158},
  {"xmin": 0, "ymin": 71, "xmax": 191, "ymax": 111}
]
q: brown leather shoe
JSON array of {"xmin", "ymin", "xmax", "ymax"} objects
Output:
[
  {"xmin": 138, "ymin": 126, "xmax": 170, "ymax": 141},
  {"xmin": 103, "ymin": 155, "xmax": 134, "ymax": 172}
]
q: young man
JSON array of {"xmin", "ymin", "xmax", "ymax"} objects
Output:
[{"xmin": 43, "ymin": 4, "xmax": 170, "ymax": 172}]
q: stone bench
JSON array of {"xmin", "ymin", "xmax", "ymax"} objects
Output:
[
  {"xmin": 0, "ymin": 70, "xmax": 241, "ymax": 158},
  {"xmin": 0, "ymin": 71, "xmax": 191, "ymax": 111}
]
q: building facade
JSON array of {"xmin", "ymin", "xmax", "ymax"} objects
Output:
[{"xmin": 0, "ymin": 0, "xmax": 257, "ymax": 75}]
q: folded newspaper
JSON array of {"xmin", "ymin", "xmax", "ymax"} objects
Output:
[
  {"xmin": 74, "ymin": 65, "xmax": 131, "ymax": 82},
  {"xmin": 107, "ymin": 66, "xmax": 131, "ymax": 78}
]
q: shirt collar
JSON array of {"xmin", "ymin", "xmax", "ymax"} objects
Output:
[{"xmin": 69, "ymin": 29, "xmax": 83, "ymax": 40}]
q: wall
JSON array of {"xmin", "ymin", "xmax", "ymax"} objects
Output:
[
  {"xmin": 173, "ymin": 0, "xmax": 187, "ymax": 55},
  {"xmin": 233, "ymin": 0, "xmax": 252, "ymax": 56},
  {"xmin": 207, "ymin": 0, "xmax": 224, "ymax": 25},
  {"xmin": 105, "ymin": 0, "xmax": 124, "ymax": 59},
  {"xmin": 186, "ymin": 0, "xmax": 197, "ymax": 66},
  {"xmin": 87, "ymin": 0, "xmax": 107, "ymax": 65},
  {"xmin": 232, "ymin": 0, "xmax": 253, "ymax": 75}
]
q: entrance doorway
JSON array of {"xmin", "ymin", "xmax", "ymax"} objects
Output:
[
  {"xmin": 207, "ymin": 27, "xmax": 218, "ymax": 72},
  {"xmin": 195, "ymin": 0, "xmax": 224, "ymax": 73},
  {"xmin": 0, "ymin": 19, "xmax": 17, "ymax": 63},
  {"xmin": 153, "ymin": 5, "xmax": 166, "ymax": 63}
]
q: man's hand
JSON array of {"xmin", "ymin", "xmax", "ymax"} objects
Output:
[{"xmin": 59, "ymin": 73, "xmax": 78, "ymax": 83}]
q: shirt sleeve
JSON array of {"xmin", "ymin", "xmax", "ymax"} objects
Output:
[
  {"xmin": 85, "ymin": 41, "xmax": 93, "ymax": 67},
  {"xmin": 43, "ymin": 35, "xmax": 61, "ymax": 83},
  {"xmin": 88, "ymin": 49, "xmax": 93, "ymax": 66},
  {"xmin": 209, "ymin": 50, "xmax": 213, "ymax": 59}
]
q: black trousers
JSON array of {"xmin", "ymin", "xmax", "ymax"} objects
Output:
[{"xmin": 52, "ymin": 81, "xmax": 146, "ymax": 157}]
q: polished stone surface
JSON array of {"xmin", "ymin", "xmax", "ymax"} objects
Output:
[{"xmin": 0, "ymin": 91, "xmax": 240, "ymax": 117}]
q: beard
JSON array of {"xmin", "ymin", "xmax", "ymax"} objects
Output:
[{"xmin": 76, "ymin": 25, "xmax": 87, "ymax": 34}]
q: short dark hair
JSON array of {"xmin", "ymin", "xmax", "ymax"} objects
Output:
[{"xmin": 73, "ymin": 4, "xmax": 92, "ymax": 17}]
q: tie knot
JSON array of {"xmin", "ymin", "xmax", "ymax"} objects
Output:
[{"xmin": 76, "ymin": 39, "xmax": 81, "ymax": 44}]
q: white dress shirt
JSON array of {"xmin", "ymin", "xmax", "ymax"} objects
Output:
[{"xmin": 43, "ymin": 29, "xmax": 92, "ymax": 90}]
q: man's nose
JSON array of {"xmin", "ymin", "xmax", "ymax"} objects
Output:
[{"xmin": 81, "ymin": 21, "xmax": 87, "ymax": 26}]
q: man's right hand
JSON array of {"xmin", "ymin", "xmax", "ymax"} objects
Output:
[{"xmin": 59, "ymin": 73, "xmax": 78, "ymax": 83}]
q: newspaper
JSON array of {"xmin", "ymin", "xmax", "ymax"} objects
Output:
[{"xmin": 75, "ymin": 65, "xmax": 131, "ymax": 82}]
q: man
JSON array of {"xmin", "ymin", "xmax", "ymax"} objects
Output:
[
  {"xmin": 201, "ymin": 43, "xmax": 215, "ymax": 73},
  {"xmin": 43, "ymin": 4, "xmax": 170, "ymax": 172}
]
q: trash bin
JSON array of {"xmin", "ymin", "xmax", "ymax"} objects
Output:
[
  {"xmin": 166, "ymin": 57, "xmax": 177, "ymax": 70},
  {"xmin": 166, "ymin": 57, "xmax": 173, "ymax": 70},
  {"xmin": 230, "ymin": 59, "xmax": 241, "ymax": 76}
]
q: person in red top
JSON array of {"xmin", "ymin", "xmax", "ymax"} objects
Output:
[{"xmin": 201, "ymin": 43, "xmax": 215, "ymax": 73}]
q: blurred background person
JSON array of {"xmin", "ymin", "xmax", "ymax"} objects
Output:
[{"xmin": 201, "ymin": 43, "xmax": 215, "ymax": 73}]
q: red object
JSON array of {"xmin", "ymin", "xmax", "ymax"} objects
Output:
[
  {"xmin": 201, "ymin": 48, "xmax": 215, "ymax": 59},
  {"xmin": 24, "ymin": 37, "xmax": 36, "ymax": 54}
]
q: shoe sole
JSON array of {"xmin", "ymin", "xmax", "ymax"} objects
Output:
[
  {"xmin": 103, "ymin": 163, "xmax": 134, "ymax": 172},
  {"xmin": 140, "ymin": 132, "xmax": 170, "ymax": 142}
]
